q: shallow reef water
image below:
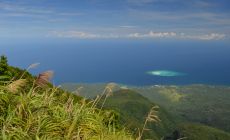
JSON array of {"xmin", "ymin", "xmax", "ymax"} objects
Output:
[{"xmin": 147, "ymin": 70, "xmax": 187, "ymax": 77}]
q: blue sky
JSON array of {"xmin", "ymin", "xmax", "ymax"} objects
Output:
[{"xmin": 0, "ymin": 0, "xmax": 230, "ymax": 41}]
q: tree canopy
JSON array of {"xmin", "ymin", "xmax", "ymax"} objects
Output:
[{"xmin": 0, "ymin": 55, "xmax": 8, "ymax": 75}]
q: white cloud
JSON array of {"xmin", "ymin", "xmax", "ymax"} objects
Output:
[
  {"xmin": 128, "ymin": 33, "xmax": 141, "ymax": 38},
  {"xmin": 181, "ymin": 33, "xmax": 226, "ymax": 40},
  {"xmin": 128, "ymin": 31, "xmax": 177, "ymax": 38},
  {"xmin": 48, "ymin": 30, "xmax": 226, "ymax": 41},
  {"xmin": 48, "ymin": 30, "xmax": 122, "ymax": 39},
  {"xmin": 199, "ymin": 33, "xmax": 226, "ymax": 40},
  {"xmin": 49, "ymin": 31, "xmax": 100, "ymax": 39},
  {"xmin": 149, "ymin": 31, "xmax": 177, "ymax": 37},
  {"xmin": 49, "ymin": 30, "xmax": 177, "ymax": 39}
]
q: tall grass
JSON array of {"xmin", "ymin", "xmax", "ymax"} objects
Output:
[
  {"xmin": 0, "ymin": 78, "xmax": 133, "ymax": 140},
  {"xmin": 0, "ymin": 58, "xmax": 160, "ymax": 140}
]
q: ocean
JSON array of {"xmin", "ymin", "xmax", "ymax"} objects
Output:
[{"xmin": 1, "ymin": 39, "xmax": 230, "ymax": 86}]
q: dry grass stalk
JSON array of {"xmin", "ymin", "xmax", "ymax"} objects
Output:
[
  {"xmin": 35, "ymin": 71, "xmax": 53, "ymax": 87},
  {"xmin": 106, "ymin": 83, "xmax": 116, "ymax": 90},
  {"xmin": 99, "ymin": 83, "xmax": 114, "ymax": 110},
  {"xmin": 137, "ymin": 106, "xmax": 160, "ymax": 140},
  {"xmin": 27, "ymin": 63, "xmax": 40, "ymax": 70},
  {"xmin": 91, "ymin": 95, "xmax": 100, "ymax": 109},
  {"xmin": 6, "ymin": 79, "xmax": 27, "ymax": 93},
  {"xmin": 20, "ymin": 63, "xmax": 40, "ymax": 79},
  {"xmin": 73, "ymin": 86, "xmax": 83, "ymax": 96},
  {"xmin": 92, "ymin": 83, "xmax": 115, "ymax": 109},
  {"xmin": 147, "ymin": 106, "xmax": 161, "ymax": 123},
  {"xmin": 65, "ymin": 97, "xmax": 74, "ymax": 114},
  {"xmin": 104, "ymin": 83, "xmax": 116, "ymax": 97}
]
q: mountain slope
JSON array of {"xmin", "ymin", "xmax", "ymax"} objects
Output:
[
  {"xmin": 63, "ymin": 83, "xmax": 230, "ymax": 139},
  {"xmin": 133, "ymin": 85, "xmax": 230, "ymax": 132},
  {"xmin": 99, "ymin": 89, "xmax": 176, "ymax": 140},
  {"xmin": 178, "ymin": 123, "xmax": 230, "ymax": 140}
]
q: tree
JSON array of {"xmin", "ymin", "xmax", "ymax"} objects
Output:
[{"xmin": 0, "ymin": 55, "xmax": 8, "ymax": 75}]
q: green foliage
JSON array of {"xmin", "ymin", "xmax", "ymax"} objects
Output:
[
  {"xmin": 0, "ymin": 55, "xmax": 11, "ymax": 80},
  {"xmin": 0, "ymin": 55, "xmax": 8, "ymax": 73},
  {"xmin": 0, "ymin": 84, "xmax": 133, "ymax": 140}
]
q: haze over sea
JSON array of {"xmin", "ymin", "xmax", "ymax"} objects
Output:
[{"xmin": 2, "ymin": 39, "xmax": 230, "ymax": 86}]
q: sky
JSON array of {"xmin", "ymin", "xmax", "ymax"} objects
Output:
[{"xmin": 0, "ymin": 0, "xmax": 230, "ymax": 41}]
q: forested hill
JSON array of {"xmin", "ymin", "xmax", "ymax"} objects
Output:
[{"xmin": 62, "ymin": 83, "xmax": 230, "ymax": 140}]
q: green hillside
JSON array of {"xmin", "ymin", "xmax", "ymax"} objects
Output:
[
  {"xmin": 63, "ymin": 83, "xmax": 230, "ymax": 139},
  {"xmin": 178, "ymin": 123, "xmax": 230, "ymax": 140},
  {"xmin": 62, "ymin": 83, "xmax": 230, "ymax": 132},
  {"xmin": 98, "ymin": 89, "xmax": 176, "ymax": 140},
  {"xmin": 133, "ymin": 85, "xmax": 230, "ymax": 132}
]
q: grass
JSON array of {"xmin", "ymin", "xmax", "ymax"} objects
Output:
[
  {"xmin": 0, "ymin": 79, "xmax": 134, "ymax": 140},
  {"xmin": 0, "ymin": 56, "xmax": 162, "ymax": 140}
]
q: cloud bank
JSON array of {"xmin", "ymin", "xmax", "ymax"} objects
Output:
[
  {"xmin": 128, "ymin": 31, "xmax": 177, "ymax": 38},
  {"xmin": 49, "ymin": 30, "xmax": 226, "ymax": 40},
  {"xmin": 181, "ymin": 33, "xmax": 226, "ymax": 40}
]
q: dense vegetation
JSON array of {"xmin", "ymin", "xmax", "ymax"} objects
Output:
[
  {"xmin": 178, "ymin": 123, "xmax": 230, "ymax": 140},
  {"xmin": 0, "ymin": 56, "xmax": 133, "ymax": 140},
  {"xmin": 0, "ymin": 86, "xmax": 135, "ymax": 139},
  {"xmin": 62, "ymin": 83, "xmax": 230, "ymax": 140},
  {"xmin": 133, "ymin": 85, "xmax": 230, "ymax": 132},
  {"xmin": 97, "ymin": 89, "xmax": 176, "ymax": 140}
]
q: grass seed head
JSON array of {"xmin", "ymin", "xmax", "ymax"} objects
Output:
[
  {"xmin": 35, "ymin": 70, "xmax": 53, "ymax": 87},
  {"xmin": 7, "ymin": 79, "xmax": 27, "ymax": 93}
]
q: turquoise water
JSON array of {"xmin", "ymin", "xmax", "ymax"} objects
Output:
[{"xmin": 147, "ymin": 70, "xmax": 187, "ymax": 77}]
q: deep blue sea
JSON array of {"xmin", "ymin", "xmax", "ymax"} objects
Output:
[{"xmin": 1, "ymin": 39, "xmax": 230, "ymax": 86}]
